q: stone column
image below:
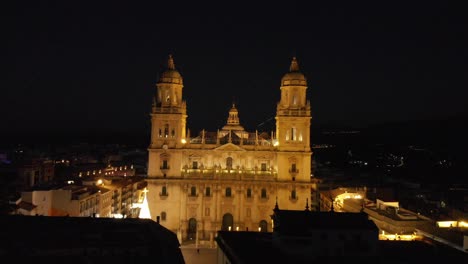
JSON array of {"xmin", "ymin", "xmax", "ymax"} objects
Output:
[
  {"xmin": 237, "ymin": 184, "xmax": 242, "ymax": 229},
  {"xmin": 209, "ymin": 231, "xmax": 213, "ymax": 248},
  {"xmin": 180, "ymin": 183, "xmax": 188, "ymax": 242},
  {"xmin": 195, "ymin": 227, "xmax": 199, "ymax": 248}
]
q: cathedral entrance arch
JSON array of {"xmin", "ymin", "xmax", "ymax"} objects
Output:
[
  {"xmin": 222, "ymin": 213, "xmax": 234, "ymax": 231},
  {"xmin": 259, "ymin": 220, "xmax": 268, "ymax": 232},
  {"xmin": 187, "ymin": 218, "xmax": 197, "ymax": 240}
]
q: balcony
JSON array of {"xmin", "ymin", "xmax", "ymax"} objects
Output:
[
  {"xmin": 159, "ymin": 192, "xmax": 168, "ymax": 200},
  {"xmin": 181, "ymin": 167, "xmax": 278, "ymax": 181},
  {"xmin": 289, "ymin": 195, "xmax": 299, "ymax": 202},
  {"xmin": 289, "ymin": 168, "xmax": 299, "ymax": 175},
  {"xmin": 160, "ymin": 166, "xmax": 170, "ymax": 173},
  {"xmin": 259, "ymin": 195, "xmax": 269, "ymax": 202}
]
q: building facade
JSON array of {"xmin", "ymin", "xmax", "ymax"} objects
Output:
[
  {"xmin": 17, "ymin": 176, "xmax": 146, "ymax": 218},
  {"xmin": 146, "ymin": 55, "xmax": 318, "ymax": 245}
]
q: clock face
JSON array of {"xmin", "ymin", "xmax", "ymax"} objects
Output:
[{"xmin": 162, "ymin": 144, "xmax": 168, "ymax": 150}]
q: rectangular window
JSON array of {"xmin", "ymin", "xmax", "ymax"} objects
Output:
[
  {"xmin": 162, "ymin": 160, "xmax": 168, "ymax": 169},
  {"xmin": 192, "ymin": 161, "xmax": 198, "ymax": 169},
  {"xmin": 291, "ymin": 163, "xmax": 296, "ymax": 172},
  {"xmin": 261, "ymin": 163, "xmax": 267, "ymax": 171}
]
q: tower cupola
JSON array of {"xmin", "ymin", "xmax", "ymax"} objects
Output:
[
  {"xmin": 281, "ymin": 57, "xmax": 307, "ymax": 86},
  {"xmin": 158, "ymin": 54, "xmax": 183, "ymax": 85}
]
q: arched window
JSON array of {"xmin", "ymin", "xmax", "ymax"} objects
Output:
[
  {"xmin": 261, "ymin": 188, "xmax": 267, "ymax": 199},
  {"xmin": 205, "ymin": 187, "xmax": 211, "ymax": 197},
  {"xmin": 291, "ymin": 127, "xmax": 297, "ymax": 141},
  {"xmin": 190, "ymin": 186, "xmax": 196, "ymax": 196},
  {"xmin": 291, "ymin": 190, "xmax": 297, "ymax": 199},
  {"xmin": 161, "ymin": 211, "xmax": 167, "ymax": 221},
  {"xmin": 225, "ymin": 187, "xmax": 232, "ymax": 197},
  {"xmin": 161, "ymin": 186, "xmax": 167, "ymax": 196},
  {"xmin": 158, "ymin": 129, "xmax": 162, "ymax": 138},
  {"xmin": 246, "ymin": 188, "xmax": 252, "ymax": 198},
  {"xmin": 164, "ymin": 124, "xmax": 169, "ymax": 138},
  {"xmin": 226, "ymin": 157, "xmax": 233, "ymax": 169},
  {"xmin": 162, "ymin": 160, "xmax": 169, "ymax": 170},
  {"xmin": 171, "ymin": 129, "xmax": 175, "ymax": 138}
]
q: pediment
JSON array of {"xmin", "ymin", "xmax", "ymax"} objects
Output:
[{"xmin": 214, "ymin": 143, "xmax": 246, "ymax": 152}]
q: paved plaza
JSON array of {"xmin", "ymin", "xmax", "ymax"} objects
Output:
[{"xmin": 180, "ymin": 243, "xmax": 217, "ymax": 264}]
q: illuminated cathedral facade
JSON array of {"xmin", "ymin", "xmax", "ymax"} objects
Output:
[{"xmin": 146, "ymin": 55, "xmax": 318, "ymax": 245}]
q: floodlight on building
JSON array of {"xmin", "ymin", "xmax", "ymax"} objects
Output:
[
  {"xmin": 228, "ymin": 226, "xmax": 232, "ymax": 231},
  {"xmin": 181, "ymin": 139, "xmax": 187, "ymax": 144},
  {"xmin": 272, "ymin": 139, "xmax": 279, "ymax": 146}
]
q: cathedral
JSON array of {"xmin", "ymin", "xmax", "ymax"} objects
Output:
[{"xmin": 146, "ymin": 55, "xmax": 318, "ymax": 246}]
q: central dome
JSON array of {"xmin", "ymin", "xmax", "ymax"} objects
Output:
[{"xmin": 281, "ymin": 57, "xmax": 307, "ymax": 86}]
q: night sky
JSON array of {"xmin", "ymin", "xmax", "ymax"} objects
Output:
[{"xmin": 5, "ymin": 2, "xmax": 467, "ymax": 142}]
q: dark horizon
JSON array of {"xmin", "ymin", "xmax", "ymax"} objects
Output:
[{"xmin": 1, "ymin": 113, "xmax": 466, "ymax": 148}]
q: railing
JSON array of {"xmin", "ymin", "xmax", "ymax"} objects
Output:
[{"xmin": 181, "ymin": 168, "xmax": 278, "ymax": 181}]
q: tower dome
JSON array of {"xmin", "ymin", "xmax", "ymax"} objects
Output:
[
  {"xmin": 281, "ymin": 57, "xmax": 307, "ymax": 86},
  {"xmin": 158, "ymin": 54, "xmax": 183, "ymax": 85}
]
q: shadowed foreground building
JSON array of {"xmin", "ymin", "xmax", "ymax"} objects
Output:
[
  {"xmin": 0, "ymin": 215, "xmax": 184, "ymax": 263},
  {"xmin": 215, "ymin": 203, "xmax": 467, "ymax": 263},
  {"xmin": 216, "ymin": 202, "xmax": 379, "ymax": 263},
  {"xmin": 146, "ymin": 55, "xmax": 317, "ymax": 244}
]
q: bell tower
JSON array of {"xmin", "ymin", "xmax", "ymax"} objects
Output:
[
  {"xmin": 275, "ymin": 57, "xmax": 312, "ymax": 182},
  {"xmin": 148, "ymin": 54, "xmax": 187, "ymax": 177}
]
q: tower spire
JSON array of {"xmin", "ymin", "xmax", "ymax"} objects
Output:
[
  {"xmin": 167, "ymin": 54, "xmax": 175, "ymax": 70},
  {"xmin": 289, "ymin": 57, "xmax": 299, "ymax": 72}
]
